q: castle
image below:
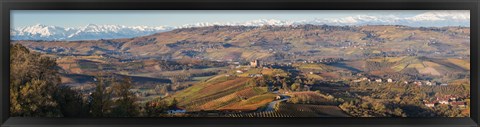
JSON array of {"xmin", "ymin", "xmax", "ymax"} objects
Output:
[{"xmin": 250, "ymin": 59, "xmax": 261, "ymax": 68}]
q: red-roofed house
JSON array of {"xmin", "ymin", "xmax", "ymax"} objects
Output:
[
  {"xmin": 436, "ymin": 97, "xmax": 450, "ymax": 105},
  {"xmin": 450, "ymin": 102, "xmax": 467, "ymax": 108}
]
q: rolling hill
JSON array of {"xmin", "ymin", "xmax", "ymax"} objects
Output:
[
  {"xmin": 164, "ymin": 69, "xmax": 284, "ymax": 112},
  {"xmin": 332, "ymin": 56, "xmax": 470, "ymax": 80},
  {"xmin": 13, "ymin": 25, "xmax": 470, "ymax": 62}
]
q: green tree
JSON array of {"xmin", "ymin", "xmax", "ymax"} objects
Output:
[
  {"xmin": 282, "ymin": 79, "xmax": 290, "ymax": 91},
  {"xmin": 360, "ymin": 102, "xmax": 370, "ymax": 109},
  {"xmin": 54, "ymin": 86, "xmax": 90, "ymax": 117},
  {"xmin": 159, "ymin": 85, "xmax": 169, "ymax": 95},
  {"xmin": 111, "ymin": 76, "xmax": 138, "ymax": 117},
  {"xmin": 169, "ymin": 98, "xmax": 178, "ymax": 108},
  {"xmin": 291, "ymin": 83, "xmax": 301, "ymax": 91},
  {"xmin": 257, "ymin": 78, "xmax": 268, "ymax": 87},
  {"xmin": 89, "ymin": 73, "xmax": 114, "ymax": 117},
  {"xmin": 393, "ymin": 108, "xmax": 407, "ymax": 117},
  {"xmin": 10, "ymin": 44, "xmax": 62, "ymax": 117},
  {"xmin": 373, "ymin": 103, "xmax": 386, "ymax": 113},
  {"xmin": 144, "ymin": 99, "xmax": 168, "ymax": 117}
]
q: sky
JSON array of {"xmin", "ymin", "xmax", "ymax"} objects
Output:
[{"xmin": 10, "ymin": 10, "xmax": 440, "ymax": 28}]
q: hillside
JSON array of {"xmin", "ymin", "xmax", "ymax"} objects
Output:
[
  {"xmin": 13, "ymin": 25, "xmax": 470, "ymax": 62},
  {"xmin": 165, "ymin": 68, "xmax": 287, "ymax": 112},
  {"xmin": 343, "ymin": 56, "xmax": 471, "ymax": 80}
]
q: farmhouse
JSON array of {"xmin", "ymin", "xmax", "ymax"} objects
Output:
[
  {"xmin": 353, "ymin": 79, "xmax": 363, "ymax": 83},
  {"xmin": 387, "ymin": 78, "xmax": 393, "ymax": 83},
  {"xmin": 424, "ymin": 102, "xmax": 436, "ymax": 107},
  {"xmin": 449, "ymin": 96, "xmax": 457, "ymax": 101},
  {"xmin": 361, "ymin": 77, "xmax": 368, "ymax": 81},
  {"xmin": 438, "ymin": 98, "xmax": 450, "ymax": 105},
  {"xmin": 450, "ymin": 102, "xmax": 467, "ymax": 108},
  {"xmin": 425, "ymin": 81, "xmax": 433, "ymax": 86},
  {"xmin": 414, "ymin": 81, "xmax": 422, "ymax": 86},
  {"xmin": 236, "ymin": 70, "xmax": 244, "ymax": 74}
]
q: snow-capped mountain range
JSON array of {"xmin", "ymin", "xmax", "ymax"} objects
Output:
[
  {"xmin": 11, "ymin": 24, "xmax": 173, "ymax": 41},
  {"xmin": 11, "ymin": 10, "xmax": 469, "ymax": 41}
]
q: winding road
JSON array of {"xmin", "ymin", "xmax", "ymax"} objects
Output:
[{"xmin": 263, "ymin": 94, "xmax": 291, "ymax": 112}]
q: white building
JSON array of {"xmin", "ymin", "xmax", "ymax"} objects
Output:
[
  {"xmin": 387, "ymin": 78, "xmax": 393, "ymax": 83},
  {"xmin": 167, "ymin": 106, "xmax": 186, "ymax": 115},
  {"xmin": 414, "ymin": 81, "xmax": 422, "ymax": 86},
  {"xmin": 236, "ymin": 70, "xmax": 244, "ymax": 74},
  {"xmin": 425, "ymin": 81, "xmax": 433, "ymax": 86},
  {"xmin": 353, "ymin": 79, "xmax": 362, "ymax": 83},
  {"xmin": 424, "ymin": 102, "xmax": 436, "ymax": 107},
  {"xmin": 439, "ymin": 100, "xmax": 449, "ymax": 105}
]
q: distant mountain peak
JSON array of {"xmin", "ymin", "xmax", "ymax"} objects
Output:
[{"xmin": 85, "ymin": 23, "xmax": 98, "ymax": 27}]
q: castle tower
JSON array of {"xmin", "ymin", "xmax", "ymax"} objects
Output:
[{"xmin": 250, "ymin": 59, "xmax": 261, "ymax": 68}]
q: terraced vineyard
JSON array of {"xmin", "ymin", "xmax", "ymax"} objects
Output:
[
  {"xmin": 226, "ymin": 102, "xmax": 350, "ymax": 117},
  {"xmin": 227, "ymin": 111, "xmax": 295, "ymax": 117},
  {"xmin": 167, "ymin": 76, "xmax": 274, "ymax": 111},
  {"xmin": 276, "ymin": 103, "xmax": 350, "ymax": 117}
]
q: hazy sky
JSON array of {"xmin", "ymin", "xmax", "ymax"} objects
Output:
[{"xmin": 11, "ymin": 10, "xmax": 438, "ymax": 28}]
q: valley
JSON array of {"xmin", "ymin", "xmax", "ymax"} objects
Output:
[{"xmin": 12, "ymin": 24, "xmax": 470, "ymax": 117}]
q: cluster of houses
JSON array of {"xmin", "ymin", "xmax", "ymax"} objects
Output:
[
  {"xmin": 297, "ymin": 58, "xmax": 345, "ymax": 64},
  {"xmin": 352, "ymin": 77, "xmax": 394, "ymax": 83},
  {"xmin": 411, "ymin": 81, "xmax": 448, "ymax": 86},
  {"xmin": 231, "ymin": 58, "xmax": 347, "ymax": 70},
  {"xmin": 352, "ymin": 77, "xmax": 448, "ymax": 86},
  {"xmin": 423, "ymin": 95, "xmax": 467, "ymax": 108}
]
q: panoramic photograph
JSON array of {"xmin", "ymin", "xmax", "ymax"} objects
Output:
[{"xmin": 10, "ymin": 10, "xmax": 470, "ymax": 117}]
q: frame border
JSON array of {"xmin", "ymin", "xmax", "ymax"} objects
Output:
[{"xmin": 0, "ymin": 0, "xmax": 478, "ymax": 127}]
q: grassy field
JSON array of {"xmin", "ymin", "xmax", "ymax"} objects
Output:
[
  {"xmin": 296, "ymin": 63, "xmax": 330, "ymax": 71},
  {"xmin": 448, "ymin": 58, "xmax": 470, "ymax": 70}
]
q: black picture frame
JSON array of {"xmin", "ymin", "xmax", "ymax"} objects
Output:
[{"xmin": 0, "ymin": 0, "xmax": 479, "ymax": 127}]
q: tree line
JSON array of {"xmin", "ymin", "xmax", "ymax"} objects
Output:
[{"xmin": 10, "ymin": 44, "xmax": 141, "ymax": 117}]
